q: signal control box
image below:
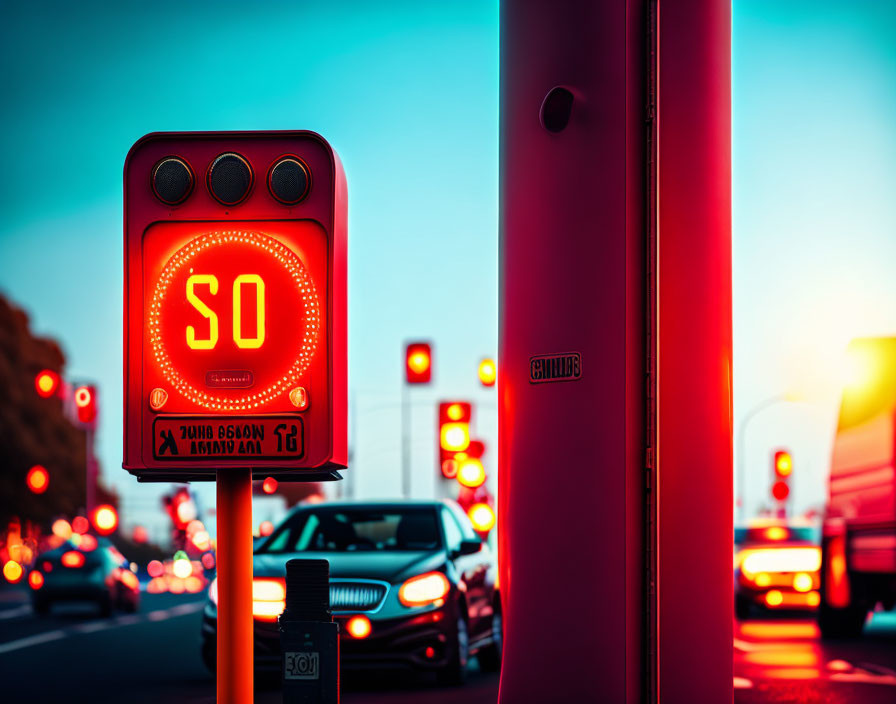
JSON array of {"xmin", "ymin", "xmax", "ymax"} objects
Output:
[{"xmin": 123, "ymin": 132, "xmax": 346, "ymax": 482}]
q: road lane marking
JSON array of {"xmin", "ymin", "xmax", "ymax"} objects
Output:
[
  {"xmin": 115, "ymin": 614, "xmax": 141, "ymax": 626},
  {"xmin": 0, "ymin": 604, "xmax": 32, "ymax": 620},
  {"xmin": 0, "ymin": 630, "xmax": 66, "ymax": 654},
  {"xmin": 168, "ymin": 602, "xmax": 205, "ymax": 616},
  {"xmin": 0, "ymin": 600, "xmax": 207, "ymax": 654},
  {"xmin": 72, "ymin": 621, "xmax": 113, "ymax": 634}
]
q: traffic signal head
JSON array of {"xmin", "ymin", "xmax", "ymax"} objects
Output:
[
  {"xmin": 74, "ymin": 385, "xmax": 97, "ymax": 425},
  {"xmin": 123, "ymin": 132, "xmax": 347, "ymax": 481},
  {"xmin": 771, "ymin": 480, "xmax": 790, "ymax": 502},
  {"xmin": 92, "ymin": 505, "xmax": 118, "ymax": 535},
  {"xmin": 457, "ymin": 457, "xmax": 486, "ymax": 488},
  {"xmin": 35, "ymin": 370, "xmax": 60, "ymax": 398},
  {"xmin": 478, "ymin": 358, "xmax": 497, "ymax": 387},
  {"xmin": 468, "ymin": 503, "xmax": 496, "ymax": 534},
  {"xmin": 438, "ymin": 401, "xmax": 472, "ymax": 474},
  {"xmin": 773, "ymin": 450, "xmax": 792, "ymax": 478},
  {"xmin": 25, "ymin": 465, "xmax": 49, "ymax": 494},
  {"xmin": 405, "ymin": 342, "xmax": 432, "ymax": 384}
]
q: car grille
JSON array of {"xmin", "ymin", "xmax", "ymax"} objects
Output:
[{"xmin": 330, "ymin": 582, "xmax": 387, "ymax": 612}]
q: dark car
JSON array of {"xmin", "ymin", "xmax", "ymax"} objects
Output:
[
  {"xmin": 30, "ymin": 537, "xmax": 140, "ymax": 616},
  {"xmin": 734, "ymin": 523, "xmax": 821, "ymax": 618},
  {"xmin": 201, "ymin": 500, "xmax": 501, "ymax": 684}
]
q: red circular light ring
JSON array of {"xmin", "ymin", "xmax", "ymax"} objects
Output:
[{"xmin": 148, "ymin": 230, "xmax": 321, "ymax": 411}]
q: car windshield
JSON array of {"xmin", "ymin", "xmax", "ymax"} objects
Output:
[
  {"xmin": 258, "ymin": 507, "xmax": 442, "ymax": 554},
  {"xmin": 734, "ymin": 526, "xmax": 819, "ymax": 545}
]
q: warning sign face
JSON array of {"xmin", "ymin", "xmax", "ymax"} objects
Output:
[{"xmin": 153, "ymin": 416, "xmax": 304, "ymax": 461}]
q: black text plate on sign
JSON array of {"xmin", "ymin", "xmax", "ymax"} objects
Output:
[{"xmin": 153, "ymin": 415, "xmax": 304, "ymax": 460}]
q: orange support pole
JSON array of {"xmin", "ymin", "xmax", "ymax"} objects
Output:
[{"xmin": 217, "ymin": 468, "xmax": 254, "ymax": 704}]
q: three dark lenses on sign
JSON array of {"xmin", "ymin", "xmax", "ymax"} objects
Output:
[{"xmin": 151, "ymin": 154, "xmax": 310, "ymax": 207}]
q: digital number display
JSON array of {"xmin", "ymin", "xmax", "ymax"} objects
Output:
[{"xmin": 144, "ymin": 225, "xmax": 326, "ymax": 414}]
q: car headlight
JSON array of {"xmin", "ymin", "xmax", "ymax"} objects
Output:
[{"xmin": 398, "ymin": 571, "xmax": 450, "ymax": 608}]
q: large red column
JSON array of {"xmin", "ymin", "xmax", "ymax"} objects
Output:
[
  {"xmin": 656, "ymin": 1, "xmax": 733, "ymax": 702},
  {"xmin": 498, "ymin": 1, "xmax": 647, "ymax": 701},
  {"xmin": 498, "ymin": 1, "xmax": 731, "ymax": 701}
]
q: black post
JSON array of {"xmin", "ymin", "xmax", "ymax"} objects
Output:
[{"xmin": 280, "ymin": 559, "xmax": 339, "ymax": 703}]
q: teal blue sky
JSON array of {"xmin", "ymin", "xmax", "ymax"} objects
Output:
[
  {"xmin": 1, "ymin": 1, "xmax": 894, "ymax": 535},
  {"xmin": 0, "ymin": 1, "xmax": 500, "ymax": 537}
]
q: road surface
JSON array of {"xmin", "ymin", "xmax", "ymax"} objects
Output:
[{"xmin": 2, "ymin": 584, "xmax": 895, "ymax": 702}]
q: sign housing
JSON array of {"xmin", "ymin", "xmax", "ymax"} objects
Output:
[{"xmin": 124, "ymin": 131, "xmax": 347, "ymax": 481}]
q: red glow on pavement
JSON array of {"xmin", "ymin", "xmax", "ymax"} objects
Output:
[
  {"xmin": 739, "ymin": 622, "xmax": 820, "ymax": 640},
  {"xmin": 26, "ymin": 465, "xmax": 49, "ymax": 494}
]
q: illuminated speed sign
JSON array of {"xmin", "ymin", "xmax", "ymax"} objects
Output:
[{"xmin": 124, "ymin": 132, "xmax": 346, "ymax": 481}]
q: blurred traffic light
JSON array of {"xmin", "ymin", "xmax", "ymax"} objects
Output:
[
  {"xmin": 92, "ymin": 504, "xmax": 118, "ymax": 535},
  {"xmin": 163, "ymin": 487, "xmax": 198, "ymax": 550},
  {"xmin": 771, "ymin": 449, "xmax": 792, "ymax": 506},
  {"xmin": 457, "ymin": 457, "xmax": 486, "ymax": 489},
  {"xmin": 478, "ymin": 358, "xmax": 497, "ymax": 387},
  {"xmin": 772, "ymin": 481, "xmax": 790, "ymax": 501},
  {"xmin": 774, "ymin": 450, "xmax": 792, "ymax": 478},
  {"xmin": 262, "ymin": 477, "xmax": 278, "ymax": 494},
  {"xmin": 405, "ymin": 342, "xmax": 433, "ymax": 384},
  {"xmin": 74, "ymin": 385, "xmax": 97, "ymax": 425},
  {"xmin": 34, "ymin": 369, "xmax": 60, "ymax": 398},
  {"xmin": 468, "ymin": 503, "xmax": 496, "ymax": 533},
  {"xmin": 438, "ymin": 401, "xmax": 473, "ymax": 479},
  {"xmin": 25, "ymin": 465, "xmax": 49, "ymax": 494}
]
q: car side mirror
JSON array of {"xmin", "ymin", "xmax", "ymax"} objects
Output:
[{"xmin": 456, "ymin": 539, "xmax": 481, "ymax": 557}]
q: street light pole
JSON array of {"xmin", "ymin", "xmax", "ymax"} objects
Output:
[{"xmin": 736, "ymin": 393, "xmax": 793, "ymax": 524}]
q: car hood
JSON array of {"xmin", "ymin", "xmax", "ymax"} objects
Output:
[{"xmin": 253, "ymin": 550, "xmax": 447, "ymax": 584}]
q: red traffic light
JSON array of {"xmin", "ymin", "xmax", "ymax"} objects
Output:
[
  {"xmin": 35, "ymin": 370, "xmax": 60, "ymax": 398},
  {"xmin": 773, "ymin": 450, "xmax": 792, "ymax": 478},
  {"xmin": 405, "ymin": 342, "xmax": 433, "ymax": 384},
  {"xmin": 25, "ymin": 465, "xmax": 49, "ymax": 494},
  {"xmin": 92, "ymin": 504, "xmax": 118, "ymax": 535},
  {"xmin": 457, "ymin": 458, "xmax": 486, "ymax": 488},
  {"xmin": 771, "ymin": 480, "xmax": 790, "ymax": 502},
  {"xmin": 478, "ymin": 358, "xmax": 497, "ymax": 387},
  {"xmin": 74, "ymin": 385, "xmax": 97, "ymax": 424},
  {"xmin": 262, "ymin": 477, "xmax": 278, "ymax": 494}
]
